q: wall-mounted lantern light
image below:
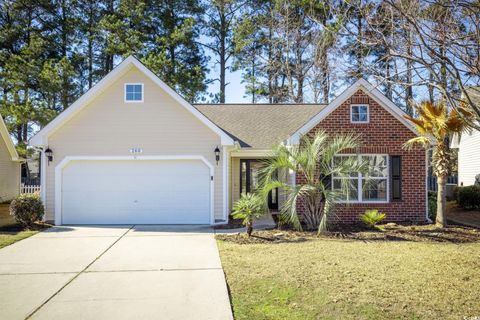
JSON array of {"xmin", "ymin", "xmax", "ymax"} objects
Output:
[
  {"xmin": 45, "ymin": 147, "xmax": 53, "ymax": 164},
  {"xmin": 214, "ymin": 146, "xmax": 220, "ymax": 165}
]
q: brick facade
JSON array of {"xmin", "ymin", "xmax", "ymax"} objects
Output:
[{"xmin": 296, "ymin": 90, "xmax": 426, "ymax": 224}]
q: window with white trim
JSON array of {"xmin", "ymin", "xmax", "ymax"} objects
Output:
[
  {"xmin": 332, "ymin": 154, "xmax": 388, "ymax": 202},
  {"xmin": 125, "ymin": 83, "xmax": 143, "ymax": 102},
  {"xmin": 351, "ymin": 104, "xmax": 369, "ymax": 123}
]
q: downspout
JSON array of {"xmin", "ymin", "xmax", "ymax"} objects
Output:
[
  {"xmin": 215, "ymin": 142, "xmax": 240, "ymax": 226},
  {"xmin": 425, "ymin": 149, "xmax": 433, "ymax": 223}
]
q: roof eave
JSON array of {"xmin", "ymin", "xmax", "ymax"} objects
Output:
[{"xmin": 0, "ymin": 115, "xmax": 20, "ymax": 161}]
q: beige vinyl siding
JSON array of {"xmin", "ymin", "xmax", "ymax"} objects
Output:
[
  {"xmin": 45, "ymin": 66, "xmax": 224, "ymax": 221},
  {"xmin": 0, "ymin": 137, "xmax": 20, "ymax": 202},
  {"xmin": 458, "ymin": 130, "xmax": 480, "ymax": 186}
]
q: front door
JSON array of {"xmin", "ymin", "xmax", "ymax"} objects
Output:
[{"xmin": 240, "ymin": 159, "xmax": 278, "ymax": 210}]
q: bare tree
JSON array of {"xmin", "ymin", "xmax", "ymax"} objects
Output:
[{"xmin": 330, "ymin": 0, "xmax": 480, "ymax": 126}]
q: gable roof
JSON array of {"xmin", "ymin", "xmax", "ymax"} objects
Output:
[
  {"xmin": 29, "ymin": 56, "xmax": 234, "ymax": 146},
  {"xmin": 289, "ymin": 79, "xmax": 418, "ymax": 144},
  {"xmin": 0, "ymin": 113, "xmax": 20, "ymax": 161},
  {"xmin": 195, "ymin": 104, "xmax": 326, "ymax": 149}
]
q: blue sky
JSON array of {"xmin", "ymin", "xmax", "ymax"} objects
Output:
[{"xmin": 205, "ymin": 62, "xmax": 249, "ymax": 103}]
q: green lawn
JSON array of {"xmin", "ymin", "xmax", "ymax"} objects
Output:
[
  {"xmin": 0, "ymin": 230, "xmax": 39, "ymax": 249},
  {"xmin": 0, "ymin": 203, "xmax": 43, "ymax": 249},
  {"xmin": 218, "ymin": 236, "xmax": 480, "ymax": 319}
]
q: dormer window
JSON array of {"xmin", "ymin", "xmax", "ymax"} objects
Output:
[
  {"xmin": 124, "ymin": 83, "xmax": 144, "ymax": 103},
  {"xmin": 351, "ymin": 104, "xmax": 369, "ymax": 123}
]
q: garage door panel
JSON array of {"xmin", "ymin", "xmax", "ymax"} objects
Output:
[{"xmin": 61, "ymin": 160, "xmax": 211, "ymax": 224}]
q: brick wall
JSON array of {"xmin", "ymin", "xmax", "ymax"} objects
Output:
[{"xmin": 296, "ymin": 89, "xmax": 426, "ymax": 224}]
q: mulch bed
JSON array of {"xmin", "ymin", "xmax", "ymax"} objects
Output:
[
  {"xmin": 216, "ymin": 223, "xmax": 480, "ymax": 244},
  {"xmin": 214, "ymin": 217, "xmax": 244, "ymax": 229},
  {"xmin": 0, "ymin": 222, "xmax": 51, "ymax": 233}
]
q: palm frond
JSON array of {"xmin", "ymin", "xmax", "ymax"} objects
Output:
[
  {"xmin": 322, "ymin": 132, "xmax": 361, "ymax": 164},
  {"xmin": 279, "ymin": 184, "xmax": 311, "ymax": 231},
  {"xmin": 403, "ymin": 136, "xmax": 431, "ymax": 150}
]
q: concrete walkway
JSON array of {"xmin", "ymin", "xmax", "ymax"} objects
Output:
[{"xmin": 0, "ymin": 225, "xmax": 233, "ymax": 320}]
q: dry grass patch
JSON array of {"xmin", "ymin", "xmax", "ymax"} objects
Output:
[{"xmin": 218, "ymin": 228, "xmax": 480, "ymax": 319}]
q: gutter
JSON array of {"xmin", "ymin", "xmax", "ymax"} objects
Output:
[{"xmin": 425, "ymin": 150, "xmax": 433, "ymax": 224}]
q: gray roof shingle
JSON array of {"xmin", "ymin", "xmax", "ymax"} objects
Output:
[{"xmin": 194, "ymin": 104, "xmax": 326, "ymax": 148}]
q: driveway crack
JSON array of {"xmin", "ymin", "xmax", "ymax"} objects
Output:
[{"xmin": 24, "ymin": 225, "xmax": 135, "ymax": 320}]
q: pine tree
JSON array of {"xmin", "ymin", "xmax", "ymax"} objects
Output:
[
  {"xmin": 77, "ymin": 0, "xmax": 104, "ymax": 89},
  {"xmin": 202, "ymin": 0, "xmax": 244, "ymax": 103},
  {"xmin": 0, "ymin": 1, "xmax": 51, "ymax": 146},
  {"xmin": 142, "ymin": 0, "xmax": 208, "ymax": 102},
  {"xmin": 98, "ymin": 0, "xmax": 148, "ymax": 72},
  {"xmin": 42, "ymin": 0, "xmax": 80, "ymax": 111}
]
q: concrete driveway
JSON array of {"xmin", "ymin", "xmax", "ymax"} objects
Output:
[{"xmin": 0, "ymin": 225, "xmax": 233, "ymax": 320}]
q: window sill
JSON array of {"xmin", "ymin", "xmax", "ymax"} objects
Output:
[{"xmin": 335, "ymin": 201, "xmax": 389, "ymax": 204}]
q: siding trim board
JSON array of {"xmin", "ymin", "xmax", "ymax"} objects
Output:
[
  {"xmin": 0, "ymin": 114, "xmax": 21, "ymax": 201},
  {"xmin": 0, "ymin": 114, "xmax": 21, "ymax": 161}
]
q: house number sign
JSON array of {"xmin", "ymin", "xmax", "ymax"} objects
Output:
[{"xmin": 129, "ymin": 148, "xmax": 143, "ymax": 156}]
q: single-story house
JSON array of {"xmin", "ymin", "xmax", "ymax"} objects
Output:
[
  {"xmin": 30, "ymin": 56, "xmax": 427, "ymax": 225},
  {"xmin": 0, "ymin": 113, "xmax": 22, "ymax": 202}
]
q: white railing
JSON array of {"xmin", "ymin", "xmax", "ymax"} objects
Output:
[{"xmin": 21, "ymin": 184, "xmax": 41, "ymax": 194}]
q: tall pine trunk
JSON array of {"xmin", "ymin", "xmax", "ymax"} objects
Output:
[
  {"xmin": 405, "ymin": 29, "xmax": 414, "ymax": 115},
  {"xmin": 219, "ymin": 7, "xmax": 226, "ymax": 104}
]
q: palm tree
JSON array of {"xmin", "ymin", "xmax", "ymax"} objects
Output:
[
  {"xmin": 261, "ymin": 130, "xmax": 364, "ymax": 233},
  {"xmin": 232, "ymin": 193, "xmax": 265, "ymax": 237},
  {"xmin": 404, "ymin": 101, "xmax": 473, "ymax": 228}
]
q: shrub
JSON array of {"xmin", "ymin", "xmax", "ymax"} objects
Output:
[
  {"xmin": 452, "ymin": 187, "xmax": 461, "ymax": 203},
  {"xmin": 456, "ymin": 186, "xmax": 480, "ymax": 210},
  {"xmin": 360, "ymin": 209, "xmax": 386, "ymax": 228},
  {"xmin": 428, "ymin": 191, "xmax": 437, "ymax": 221},
  {"xmin": 232, "ymin": 193, "xmax": 265, "ymax": 236},
  {"xmin": 9, "ymin": 194, "xmax": 44, "ymax": 227}
]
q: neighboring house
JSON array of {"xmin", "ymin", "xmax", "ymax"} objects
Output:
[
  {"xmin": 456, "ymin": 128, "xmax": 480, "ymax": 186},
  {"xmin": 30, "ymin": 56, "xmax": 427, "ymax": 225},
  {"xmin": 452, "ymin": 87, "xmax": 480, "ymax": 186},
  {"xmin": 0, "ymin": 113, "xmax": 22, "ymax": 202},
  {"xmin": 22, "ymin": 154, "xmax": 40, "ymax": 183}
]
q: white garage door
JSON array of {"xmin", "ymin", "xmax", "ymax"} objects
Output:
[{"xmin": 61, "ymin": 160, "xmax": 211, "ymax": 224}]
